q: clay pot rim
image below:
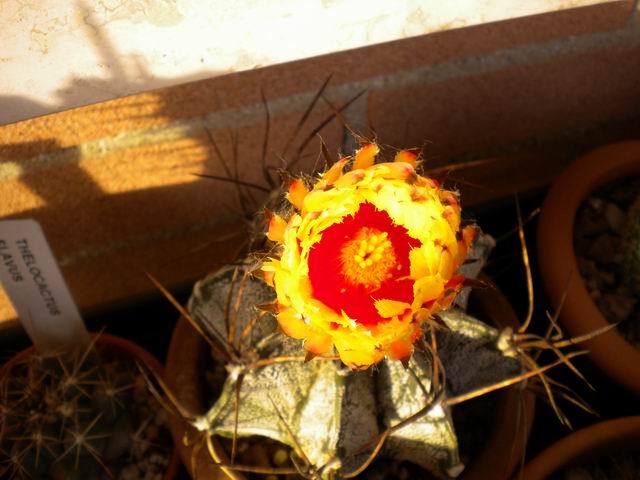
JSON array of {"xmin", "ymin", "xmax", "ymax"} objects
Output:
[
  {"xmin": 0, "ymin": 332, "xmax": 180, "ymax": 480},
  {"xmin": 166, "ymin": 282, "xmax": 535, "ymax": 480},
  {"xmin": 537, "ymin": 140, "xmax": 640, "ymax": 393},
  {"xmin": 516, "ymin": 416, "xmax": 640, "ymax": 480}
]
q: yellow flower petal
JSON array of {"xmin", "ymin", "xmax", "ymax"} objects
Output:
[
  {"xmin": 409, "ymin": 243, "xmax": 444, "ymax": 279},
  {"xmin": 371, "ymin": 162, "xmax": 416, "ymax": 181},
  {"xmin": 413, "ymin": 276, "xmax": 445, "ymax": 308},
  {"xmin": 335, "ymin": 343, "xmax": 383, "ymax": 370},
  {"xmin": 333, "ymin": 169, "xmax": 366, "ymax": 188},
  {"xmin": 409, "ymin": 247, "xmax": 429, "ymax": 279},
  {"xmin": 374, "ymin": 299, "xmax": 411, "ymax": 318}
]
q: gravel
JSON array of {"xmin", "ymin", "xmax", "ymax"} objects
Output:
[{"xmin": 573, "ymin": 177, "xmax": 640, "ymax": 347}]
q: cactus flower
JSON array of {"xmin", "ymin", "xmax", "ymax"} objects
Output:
[{"xmin": 262, "ymin": 144, "xmax": 475, "ymax": 369}]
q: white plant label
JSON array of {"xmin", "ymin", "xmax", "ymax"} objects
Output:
[{"xmin": 0, "ymin": 219, "xmax": 89, "ymax": 352}]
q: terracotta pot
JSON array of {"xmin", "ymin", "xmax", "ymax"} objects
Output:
[
  {"xmin": 166, "ymin": 284, "xmax": 535, "ymax": 480},
  {"xmin": 515, "ymin": 416, "xmax": 640, "ymax": 480},
  {"xmin": 0, "ymin": 333, "xmax": 180, "ymax": 480},
  {"xmin": 166, "ymin": 318, "xmax": 235, "ymax": 480},
  {"xmin": 537, "ymin": 141, "xmax": 640, "ymax": 393},
  {"xmin": 463, "ymin": 281, "xmax": 536, "ymax": 480}
]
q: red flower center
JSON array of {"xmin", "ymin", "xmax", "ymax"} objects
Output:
[{"xmin": 308, "ymin": 203, "xmax": 420, "ymax": 326}]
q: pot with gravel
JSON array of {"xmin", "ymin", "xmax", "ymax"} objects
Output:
[{"xmin": 537, "ymin": 141, "xmax": 640, "ymax": 393}]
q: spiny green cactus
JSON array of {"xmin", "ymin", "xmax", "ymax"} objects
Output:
[{"xmin": 0, "ymin": 339, "xmax": 171, "ymax": 480}]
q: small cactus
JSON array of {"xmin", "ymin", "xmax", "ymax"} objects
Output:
[{"xmin": 0, "ymin": 338, "xmax": 172, "ymax": 479}]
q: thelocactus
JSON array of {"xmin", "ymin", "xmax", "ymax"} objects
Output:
[{"xmin": 166, "ymin": 140, "xmax": 593, "ymax": 479}]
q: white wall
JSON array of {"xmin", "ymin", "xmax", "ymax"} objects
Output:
[{"xmin": 0, "ymin": 0, "xmax": 615, "ymax": 125}]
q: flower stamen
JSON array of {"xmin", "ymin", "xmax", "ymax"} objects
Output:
[{"xmin": 340, "ymin": 228, "xmax": 396, "ymax": 289}]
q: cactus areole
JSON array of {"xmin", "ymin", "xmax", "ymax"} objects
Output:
[{"xmin": 263, "ymin": 143, "xmax": 476, "ymax": 369}]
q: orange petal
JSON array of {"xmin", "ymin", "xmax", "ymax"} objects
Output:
[
  {"xmin": 374, "ymin": 162, "xmax": 416, "ymax": 180},
  {"xmin": 462, "ymin": 225, "xmax": 477, "ymax": 247},
  {"xmin": 286, "ymin": 179, "xmax": 308, "ymax": 210},
  {"xmin": 442, "ymin": 205, "xmax": 461, "ymax": 232},
  {"xmin": 455, "ymin": 239, "xmax": 468, "ymax": 267},
  {"xmin": 276, "ymin": 309, "xmax": 309, "ymax": 339},
  {"xmin": 322, "ymin": 157, "xmax": 350, "ymax": 185},
  {"xmin": 439, "ymin": 190, "xmax": 459, "ymax": 208},
  {"xmin": 353, "ymin": 143, "xmax": 380, "ymax": 170},
  {"xmin": 439, "ymin": 249, "xmax": 455, "ymax": 280},
  {"xmin": 263, "ymin": 270, "xmax": 275, "ymax": 287},
  {"xmin": 304, "ymin": 332, "xmax": 333, "ymax": 355},
  {"xmin": 437, "ymin": 292, "xmax": 457, "ymax": 311},
  {"xmin": 414, "ymin": 308, "xmax": 431, "ymax": 323},
  {"xmin": 388, "ymin": 339, "xmax": 414, "ymax": 361},
  {"xmin": 333, "ymin": 169, "xmax": 365, "ymax": 188},
  {"xmin": 446, "ymin": 274, "xmax": 465, "ymax": 290},
  {"xmin": 394, "ymin": 150, "xmax": 418, "ymax": 167},
  {"xmin": 423, "ymin": 177, "xmax": 440, "ymax": 189},
  {"xmin": 454, "ymin": 226, "xmax": 477, "ymax": 266},
  {"xmin": 266, "ymin": 210, "xmax": 287, "ymax": 243}
]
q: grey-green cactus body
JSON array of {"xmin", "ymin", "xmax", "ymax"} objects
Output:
[{"xmin": 188, "ymin": 240, "xmax": 523, "ymax": 479}]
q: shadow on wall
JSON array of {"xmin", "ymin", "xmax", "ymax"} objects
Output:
[
  {"xmin": 3, "ymin": 0, "xmax": 640, "ymax": 323},
  {"xmin": 0, "ymin": 0, "xmax": 220, "ymax": 127},
  {"xmin": 0, "ymin": 2, "xmax": 351, "ymax": 323}
]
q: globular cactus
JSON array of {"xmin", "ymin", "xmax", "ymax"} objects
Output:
[
  {"xmin": 0, "ymin": 339, "xmax": 172, "ymax": 480},
  {"xmin": 174, "ymin": 142, "xmax": 592, "ymax": 479}
]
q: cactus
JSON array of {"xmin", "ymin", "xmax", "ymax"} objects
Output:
[
  {"xmin": 186, "ymin": 242, "xmax": 521, "ymax": 479},
  {"xmin": 0, "ymin": 338, "xmax": 172, "ymax": 479},
  {"xmin": 164, "ymin": 140, "xmax": 595, "ymax": 479}
]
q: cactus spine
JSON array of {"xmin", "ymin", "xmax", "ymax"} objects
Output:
[{"xmin": 0, "ymin": 338, "xmax": 172, "ymax": 479}]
